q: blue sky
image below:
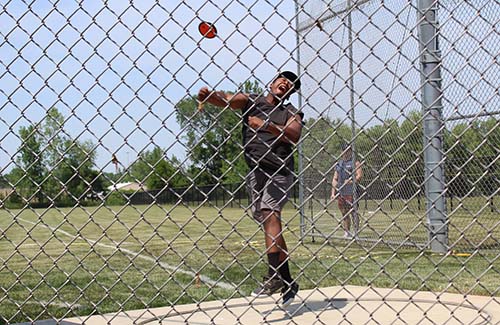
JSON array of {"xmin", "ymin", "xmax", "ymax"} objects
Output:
[
  {"xmin": 298, "ymin": 0, "xmax": 499, "ymax": 128},
  {"xmin": 1, "ymin": 0, "xmax": 497, "ymax": 174},
  {"xmin": 0, "ymin": 0, "xmax": 298, "ymax": 173}
]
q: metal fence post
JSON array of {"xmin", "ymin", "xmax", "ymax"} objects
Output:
[
  {"xmin": 295, "ymin": 0, "xmax": 306, "ymax": 240},
  {"xmin": 346, "ymin": 0, "xmax": 360, "ymax": 236},
  {"xmin": 417, "ymin": 0, "xmax": 448, "ymax": 253}
]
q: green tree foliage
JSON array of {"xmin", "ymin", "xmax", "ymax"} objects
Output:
[
  {"xmin": 304, "ymin": 111, "xmax": 499, "ymax": 199},
  {"xmin": 128, "ymin": 147, "xmax": 188, "ymax": 190},
  {"xmin": 445, "ymin": 118, "xmax": 500, "ymax": 197},
  {"xmin": 175, "ymin": 80, "xmax": 262, "ymax": 185},
  {"xmin": 55, "ymin": 139, "xmax": 103, "ymax": 202},
  {"xmin": 302, "ymin": 117, "xmax": 351, "ymax": 174},
  {"xmin": 17, "ymin": 125, "xmax": 45, "ymax": 203},
  {"xmin": 303, "ymin": 112, "xmax": 425, "ymax": 199},
  {"xmin": 101, "ymin": 172, "xmax": 121, "ymax": 189},
  {"xmin": 479, "ymin": 118, "xmax": 500, "ymax": 195},
  {"xmin": 8, "ymin": 107, "xmax": 104, "ymax": 206},
  {"xmin": 41, "ymin": 108, "xmax": 105, "ymax": 203},
  {"xmin": 7, "ymin": 100, "xmax": 496, "ymax": 208}
]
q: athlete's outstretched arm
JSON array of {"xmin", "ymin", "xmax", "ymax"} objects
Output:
[{"xmin": 198, "ymin": 87, "xmax": 248, "ymax": 110}]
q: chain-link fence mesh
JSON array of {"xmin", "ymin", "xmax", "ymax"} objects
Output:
[
  {"xmin": 298, "ymin": 0, "xmax": 499, "ymax": 251},
  {"xmin": 0, "ymin": 0, "xmax": 499, "ymax": 323}
]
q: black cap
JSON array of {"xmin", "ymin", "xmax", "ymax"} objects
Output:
[
  {"xmin": 277, "ymin": 71, "xmax": 301, "ymax": 91},
  {"xmin": 341, "ymin": 143, "xmax": 351, "ymax": 150}
]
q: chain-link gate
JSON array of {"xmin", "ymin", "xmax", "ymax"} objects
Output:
[{"xmin": 0, "ymin": 0, "xmax": 499, "ymax": 324}]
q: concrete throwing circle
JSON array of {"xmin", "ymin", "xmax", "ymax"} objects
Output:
[{"xmin": 139, "ymin": 294, "xmax": 491, "ymax": 325}]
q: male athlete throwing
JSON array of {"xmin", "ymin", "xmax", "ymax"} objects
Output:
[{"xmin": 198, "ymin": 71, "xmax": 303, "ymax": 307}]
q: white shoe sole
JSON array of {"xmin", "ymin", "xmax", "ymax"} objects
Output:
[{"xmin": 281, "ymin": 296, "xmax": 295, "ymax": 308}]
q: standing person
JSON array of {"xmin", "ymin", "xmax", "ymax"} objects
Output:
[
  {"xmin": 198, "ymin": 71, "xmax": 303, "ymax": 307},
  {"xmin": 331, "ymin": 143, "xmax": 363, "ymax": 238}
]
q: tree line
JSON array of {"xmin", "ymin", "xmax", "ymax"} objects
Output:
[
  {"xmin": 303, "ymin": 112, "xmax": 499, "ymax": 199},
  {"xmin": 2, "ymin": 84, "xmax": 498, "ymax": 208}
]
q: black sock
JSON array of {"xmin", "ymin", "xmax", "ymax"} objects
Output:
[
  {"xmin": 279, "ymin": 260, "xmax": 293, "ymax": 285},
  {"xmin": 267, "ymin": 252, "xmax": 280, "ymax": 278}
]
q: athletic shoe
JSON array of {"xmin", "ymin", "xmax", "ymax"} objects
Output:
[
  {"xmin": 251, "ymin": 275, "xmax": 284, "ymax": 297},
  {"xmin": 343, "ymin": 231, "xmax": 352, "ymax": 239},
  {"xmin": 281, "ymin": 282, "xmax": 299, "ymax": 308}
]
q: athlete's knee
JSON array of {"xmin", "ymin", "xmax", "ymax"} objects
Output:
[{"xmin": 262, "ymin": 209, "xmax": 280, "ymax": 224}]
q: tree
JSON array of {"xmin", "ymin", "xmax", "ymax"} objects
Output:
[
  {"xmin": 302, "ymin": 116, "xmax": 351, "ymax": 174},
  {"xmin": 56, "ymin": 139, "xmax": 103, "ymax": 202},
  {"xmin": 445, "ymin": 123, "xmax": 470, "ymax": 197},
  {"xmin": 40, "ymin": 107, "xmax": 68, "ymax": 200},
  {"xmin": 43, "ymin": 108, "xmax": 68, "ymax": 168},
  {"xmin": 393, "ymin": 111, "xmax": 424, "ymax": 198},
  {"xmin": 175, "ymin": 80, "xmax": 261, "ymax": 185},
  {"xmin": 11, "ymin": 107, "xmax": 103, "ymax": 205},
  {"xmin": 301, "ymin": 111, "xmax": 428, "ymax": 200},
  {"xmin": 128, "ymin": 147, "xmax": 188, "ymax": 190},
  {"xmin": 17, "ymin": 125, "xmax": 45, "ymax": 203},
  {"xmin": 480, "ymin": 118, "xmax": 500, "ymax": 196},
  {"xmin": 446, "ymin": 117, "xmax": 500, "ymax": 197}
]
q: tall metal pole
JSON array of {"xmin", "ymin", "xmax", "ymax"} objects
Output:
[
  {"xmin": 347, "ymin": 0, "xmax": 359, "ymax": 235},
  {"xmin": 294, "ymin": 0, "xmax": 305, "ymax": 239},
  {"xmin": 417, "ymin": 0, "xmax": 448, "ymax": 253}
]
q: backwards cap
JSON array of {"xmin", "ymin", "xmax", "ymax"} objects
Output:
[
  {"xmin": 277, "ymin": 71, "xmax": 301, "ymax": 91},
  {"xmin": 341, "ymin": 143, "xmax": 351, "ymax": 150}
]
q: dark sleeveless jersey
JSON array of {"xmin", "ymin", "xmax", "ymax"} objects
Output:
[
  {"xmin": 242, "ymin": 94, "xmax": 304, "ymax": 175},
  {"xmin": 335, "ymin": 159, "xmax": 355, "ymax": 195}
]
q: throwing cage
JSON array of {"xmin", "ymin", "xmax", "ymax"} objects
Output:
[{"xmin": 298, "ymin": 0, "xmax": 500, "ymax": 252}]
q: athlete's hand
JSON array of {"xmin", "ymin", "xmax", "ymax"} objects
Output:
[
  {"xmin": 330, "ymin": 191, "xmax": 337, "ymax": 200},
  {"xmin": 248, "ymin": 116, "xmax": 264, "ymax": 129},
  {"xmin": 197, "ymin": 87, "xmax": 210, "ymax": 101}
]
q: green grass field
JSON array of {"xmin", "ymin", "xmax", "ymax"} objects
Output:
[
  {"xmin": 303, "ymin": 196, "xmax": 500, "ymax": 250},
  {"xmin": 0, "ymin": 202, "xmax": 499, "ymax": 323}
]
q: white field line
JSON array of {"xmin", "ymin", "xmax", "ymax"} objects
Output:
[
  {"xmin": 17, "ymin": 218, "xmax": 237, "ymax": 291},
  {"xmin": 11, "ymin": 300, "xmax": 84, "ymax": 309}
]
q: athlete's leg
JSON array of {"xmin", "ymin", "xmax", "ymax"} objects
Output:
[{"xmin": 339, "ymin": 196, "xmax": 351, "ymax": 236}]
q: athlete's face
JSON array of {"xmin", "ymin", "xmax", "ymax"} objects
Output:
[
  {"xmin": 342, "ymin": 149, "xmax": 352, "ymax": 160},
  {"xmin": 270, "ymin": 77, "xmax": 295, "ymax": 99}
]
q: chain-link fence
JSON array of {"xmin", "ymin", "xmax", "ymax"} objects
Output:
[
  {"xmin": 298, "ymin": 0, "xmax": 499, "ymax": 252},
  {"xmin": 0, "ymin": 0, "xmax": 499, "ymax": 324}
]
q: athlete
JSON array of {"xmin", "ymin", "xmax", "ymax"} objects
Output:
[
  {"xmin": 198, "ymin": 71, "xmax": 303, "ymax": 307},
  {"xmin": 331, "ymin": 143, "xmax": 362, "ymax": 238}
]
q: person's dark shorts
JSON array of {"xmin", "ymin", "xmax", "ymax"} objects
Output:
[
  {"xmin": 246, "ymin": 169, "xmax": 293, "ymax": 223},
  {"xmin": 338, "ymin": 195, "xmax": 354, "ymax": 211}
]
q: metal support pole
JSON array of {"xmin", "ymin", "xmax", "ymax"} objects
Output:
[
  {"xmin": 347, "ymin": 0, "xmax": 359, "ymax": 235},
  {"xmin": 417, "ymin": 0, "xmax": 448, "ymax": 253},
  {"xmin": 295, "ymin": 0, "xmax": 306, "ymax": 240}
]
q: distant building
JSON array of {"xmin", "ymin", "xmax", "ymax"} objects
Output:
[
  {"xmin": 0, "ymin": 187, "xmax": 14, "ymax": 208},
  {"xmin": 107, "ymin": 182, "xmax": 147, "ymax": 192},
  {"xmin": 0, "ymin": 187, "xmax": 13, "ymax": 197}
]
